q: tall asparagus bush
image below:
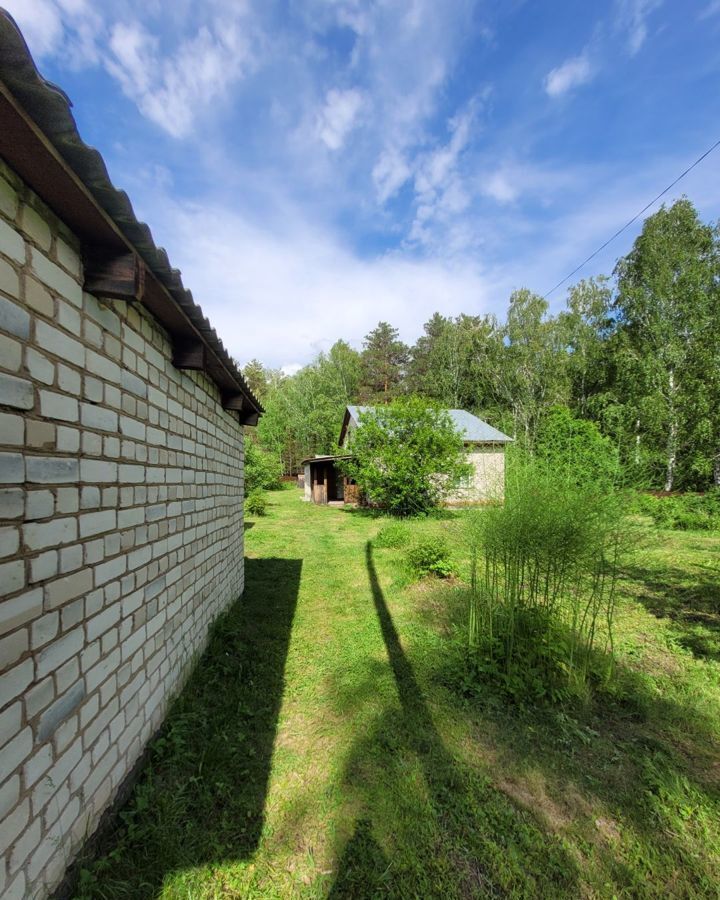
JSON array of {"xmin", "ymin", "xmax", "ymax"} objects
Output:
[{"xmin": 467, "ymin": 456, "xmax": 624, "ymax": 702}]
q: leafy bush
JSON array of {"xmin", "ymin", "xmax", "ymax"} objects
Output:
[
  {"xmin": 535, "ymin": 406, "xmax": 620, "ymax": 489},
  {"xmin": 245, "ymin": 440, "xmax": 283, "ymax": 494},
  {"xmin": 373, "ymin": 521, "xmax": 412, "ymax": 549},
  {"xmin": 466, "ymin": 456, "xmax": 625, "ymax": 704},
  {"xmin": 407, "ymin": 538, "xmax": 455, "ymax": 579},
  {"xmin": 628, "ymin": 491, "xmax": 720, "ymax": 531},
  {"xmin": 245, "ymin": 489, "xmax": 267, "ymax": 517},
  {"xmin": 341, "ymin": 398, "xmax": 471, "ymax": 517}
]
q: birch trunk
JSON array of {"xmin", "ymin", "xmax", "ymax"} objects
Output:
[{"xmin": 664, "ymin": 368, "xmax": 677, "ymax": 492}]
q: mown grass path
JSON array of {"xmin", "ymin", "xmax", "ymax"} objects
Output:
[{"xmin": 77, "ymin": 488, "xmax": 720, "ymax": 898}]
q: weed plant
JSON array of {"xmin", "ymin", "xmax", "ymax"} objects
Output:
[
  {"xmin": 373, "ymin": 521, "xmax": 412, "ymax": 549},
  {"xmin": 466, "ymin": 457, "xmax": 626, "ymax": 703},
  {"xmin": 246, "ymin": 489, "xmax": 268, "ymax": 516},
  {"xmin": 629, "ymin": 489, "xmax": 720, "ymax": 531},
  {"xmin": 407, "ymin": 537, "xmax": 455, "ymax": 579}
]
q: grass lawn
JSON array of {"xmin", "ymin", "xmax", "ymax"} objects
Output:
[{"xmin": 76, "ymin": 487, "xmax": 720, "ymax": 898}]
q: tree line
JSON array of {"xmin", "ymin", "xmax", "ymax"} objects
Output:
[{"xmin": 244, "ymin": 198, "xmax": 720, "ymax": 492}]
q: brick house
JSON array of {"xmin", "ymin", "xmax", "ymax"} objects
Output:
[
  {"xmin": 0, "ymin": 12, "xmax": 262, "ymax": 899},
  {"xmin": 302, "ymin": 405, "xmax": 512, "ymax": 506}
]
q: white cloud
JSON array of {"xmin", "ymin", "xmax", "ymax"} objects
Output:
[
  {"xmin": 315, "ymin": 87, "xmax": 365, "ymax": 150},
  {"xmin": 544, "ymin": 52, "xmax": 594, "ymax": 97},
  {"xmin": 615, "ymin": 0, "xmax": 662, "ymax": 55},
  {"xmin": 699, "ymin": 0, "xmax": 720, "ymax": 17},
  {"xmin": 372, "ymin": 149, "xmax": 411, "ymax": 203},
  {"xmin": 105, "ymin": 17, "xmax": 254, "ymax": 138},
  {"xmin": 3, "ymin": 0, "xmax": 100, "ymax": 63},
  {"xmin": 131, "ymin": 191, "xmax": 495, "ymax": 370}
]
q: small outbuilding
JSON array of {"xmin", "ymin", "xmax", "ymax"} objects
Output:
[{"xmin": 303, "ymin": 406, "xmax": 513, "ymax": 506}]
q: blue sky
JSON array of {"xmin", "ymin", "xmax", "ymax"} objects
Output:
[{"xmin": 6, "ymin": 0, "xmax": 720, "ymax": 371}]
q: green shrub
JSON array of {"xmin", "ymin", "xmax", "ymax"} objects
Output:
[
  {"xmin": 407, "ymin": 538, "xmax": 455, "ymax": 579},
  {"xmin": 245, "ymin": 489, "xmax": 267, "ymax": 517},
  {"xmin": 466, "ymin": 456, "xmax": 625, "ymax": 704},
  {"xmin": 373, "ymin": 521, "xmax": 412, "ymax": 549},
  {"xmin": 245, "ymin": 440, "xmax": 283, "ymax": 494},
  {"xmin": 628, "ymin": 491, "xmax": 720, "ymax": 531}
]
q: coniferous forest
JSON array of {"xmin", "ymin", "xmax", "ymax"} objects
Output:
[{"xmin": 245, "ymin": 199, "xmax": 720, "ymax": 492}]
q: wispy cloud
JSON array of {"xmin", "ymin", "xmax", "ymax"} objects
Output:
[
  {"xmin": 105, "ymin": 17, "xmax": 254, "ymax": 139},
  {"xmin": 544, "ymin": 51, "xmax": 594, "ymax": 97},
  {"xmin": 315, "ymin": 87, "xmax": 365, "ymax": 150},
  {"xmin": 615, "ymin": 0, "xmax": 662, "ymax": 55}
]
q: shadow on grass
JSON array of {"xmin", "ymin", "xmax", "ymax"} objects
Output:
[
  {"xmin": 621, "ymin": 562, "xmax": 720, "ymax": 661},
  {"xmin": 409, "ymin": 578, "xmax": 720, "ymax": 896},
  {"xmin": 72, "ymin": 557, "xmax": 301, "ymax": 898},
  {"xmin": 327, "ymin": 544, "xmax": 578, "ymax": 898}
]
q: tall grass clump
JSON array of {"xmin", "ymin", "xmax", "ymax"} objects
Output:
[{"xmin": 466, "ymin": 457, "xmax": 625, "ymax": 704}]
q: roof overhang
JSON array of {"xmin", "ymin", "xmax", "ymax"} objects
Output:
[{"xmin": 0, "ymin": 10, "xmax": 262, "ymax": 424}]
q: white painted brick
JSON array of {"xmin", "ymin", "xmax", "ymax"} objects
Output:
[
  {"xmin": 57, "ymin": 300, "xmax": 82, "ymax": 337},
  {"xmin": 0, "ymin": 257, "xmax": 19, "ymax": 299},
  {"xmin": 0, "ymin": 332, "xmax": 22, "ymax": 371},
  {"xmin": 19, "ymin": 205, "xmax": 51, "ymax": 250},
  {"xmin": 94, "ymin": 555, "xmax": 127, "ymax": 586},
  {"xmin": 56, "ymin": 236, "xmax": 81, "ymax": 277},
  {"xmin": 0, "ymin": 174, "xmax": 18, "ymax": 218},
  {"xmin": 25, "ymin": 347, "xmax": 54, "ymax": 384},
  {"xmin": 0, "ymin": 487, "xmax": 23, "ymax": 518},
  {"xmin": 22, "ymin": 745, "xmax": 53, "ymax": 791},
  {"xmin": 0, "ymin": 294, "xmax": 30, "ymax": 338},
  {"xmin": 25, "ymin": 676, "xmax": 54, "ymax": 719},
  {"xmin": 81, "ymin": 402, "xmax": 118, "ymax": 432},
  {"xmin": 0, "ymin": 524, "xmax": 19, "ymax": 558},
  {"xmin": 0, "ymin": 558, "xmax": 24, "ymax": 594},
  {"xmin": 35, "ymin": 321, "xmax": 84, "ymax": 367},
  {"xmin": 0, "ymin": 774, "xmax": 19, "ymax": 820},
  {"xmin": 31, "ymin": 612, "xmax": 59, "ymax": 650},
  {"xmin": 119, "ymin": 463, "xmax": 145, "ymax": 483},
  {"xmin": 86, "ymin": 348, "xmax": 121, "ymax": 383},
  {"xmin": 0, "ymin": 588, "xmax": 42, "ymax": 636},
  {"xmin": 35, "ymin": 628, "xmax": 83, "ymax": 678},
  {"xmin": 39, "ymin": 389, "xmax": 78, "ymax": 423},
  {"xmin": 30, "ymin": 247, "xmax": 82, "ymax": 306},
  {"xmin": 57, "ymin": 361, "xmax": 81, "ymax": 393},
  {"xmin": 0, "ymin": 411, "xmax": 23, "ymax": 445},
  {"xmin": 56, "ymin": 486, "xmax": 79, "ymax": 514},
  {"xmin": 44, "ymin": 568, "xmax": 92, "ymax": 608},
  {"xmin": 24, "ymin": 516, "xmax": 77, "ymax": 551},
  {"xmin": 87, "ymin": 602, "xmax": 121, "ymax": 641},
  {"xmin": 80, "ymin": 509, "xmax": 117, "ymax": 537},
  {"xmin": 9, "ymin": 818, "xmax": 41, "ymax": 874},
  {"xmin": 0, "ymin": 701, "xmax": 21, "ymax": 750},
  {"xmin": 80, "ymin": 458, "xmax": 117, "ymax": 483},
  {"xmin": 30, "ymin": 550, "xmax": 58, "ymax": 583},
  {"xmin": 59, "ymin": 542, "xmax": 84, "ymax": 573},
  {"xmin": 0, "ymin": 796, "xmax": 29, "ymax": 856},
  {"xmin": 25, "ymin": 489, "xmax": 53, "ymax": 519},
  {"xmin": 0, "ymin": 373, "xmax": 33, "ymax": 411},
  {"xmin": 56, "ymin": 425, "xmax": 80, "ymax": 452},
  {"xmin": 0, "ymin": 628, "xmax": 28, "ymax": 669}
]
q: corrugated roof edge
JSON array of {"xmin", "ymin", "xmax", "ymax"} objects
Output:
[{"xmin": 0, "ymin": 9, "xmax": 262, "ymax": 416}]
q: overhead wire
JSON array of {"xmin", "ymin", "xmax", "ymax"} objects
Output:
[{"xmin": 543, "ymin": 137, "xmax": 720, "ymax": 298}]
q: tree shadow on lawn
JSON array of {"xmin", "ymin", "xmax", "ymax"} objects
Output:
[
  {"xmin": 327, "ymin": 544, "xmax": 579, "ymax": 899},
  {"xmin": 620, "ymin": 561, "xmax": 720, "ymax": 661},
  {"xmin": 408, "ymin": 581, "xmax": 720, "ymax": 895},
  {"xmin": 71, "ymin": 556, "xmax": 302, "ymax": 898}
]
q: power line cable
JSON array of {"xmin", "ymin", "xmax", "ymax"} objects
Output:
[{"xmin": 544, "ymin": 137, "xmax": 720, "ymax": 298}]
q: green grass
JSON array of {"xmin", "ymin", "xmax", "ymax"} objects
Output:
[{"xmin": 75, "ymin": 487, "xmax": 720, "ymax": 898}]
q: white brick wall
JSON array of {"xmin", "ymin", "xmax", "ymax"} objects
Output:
[{"xmin": 0, "ymin": 159, "xmax": 245, "ymax": 898}]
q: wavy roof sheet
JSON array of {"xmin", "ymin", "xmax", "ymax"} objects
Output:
[{"xmin": 0, "ymin": 9, "xmax": 261, "ymax": 416}]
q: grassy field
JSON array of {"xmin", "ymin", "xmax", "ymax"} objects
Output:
[{"xmin": 76, "ymin": 487, "xmax": 720, "ymax": 898}]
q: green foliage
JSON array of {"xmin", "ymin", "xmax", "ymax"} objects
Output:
[
  {"xmin": 406, "ymin": 537, "xmax": 455, "ymax": 578},
  {"xmin": 245, "ymin": 489, "xmax": 268, "ymax": 516},
  {"xmin": 373, "ymin": 521, "xmax": 412, "ymax": 549},
  {"xmin": 343, "ymin": 397, "xmax": 471, "ymax": 517},
  {"xmin": 629, "ymin": 490, "xmax": 720, "ymax": 532},
  {"xmin": 466, "ymin": 456, "xmax": 625, "ymax": 704},
  {"xmin": 359, "ymin": 321, "xmax": 409, "ymax": 402},
  {"xmin": 535, "ymin": 406, "xmax": 620, "ymax": 488},
  {"xmin": 244, "ymin": 439, "xmax": 283, "ymax": 494}
]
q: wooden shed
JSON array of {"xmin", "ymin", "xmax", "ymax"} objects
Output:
[{"xmin": 301, "ymin": 455, "xmax": 357, "ymax": 505}]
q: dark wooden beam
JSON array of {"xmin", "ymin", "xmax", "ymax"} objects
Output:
[
  {"xmin": 222, "ymin": 393, "xmax": 246, "ymax": 411},
  {"xmin": 172, "ymin": 341, "xmax": 205, "ymax": 370},
  {"xmin": 84, "ymin": 250, "xmax": 145, "ymax": 302},
  {"xmin": 239, "ymin": 411, "xmax": 260, "ymax": 426}
]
